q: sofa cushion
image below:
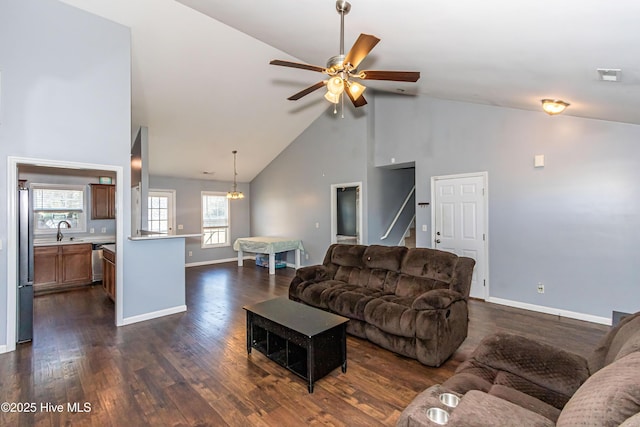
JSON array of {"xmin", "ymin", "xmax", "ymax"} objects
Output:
[
  {"xmin": 362, "ymin": 245, "xmax": 406, "ymax": 271},
  {"xmin": 488, "ymin": 384, "xmax": 562, "ymax": 423},
  {"xmin": 557, "ymin": 352, "xmax": 640, "ymax": 427},
  {"xmin": 395, "ymin": 274, "xmax": 448, "ymax": 298},
  {"xmin": 363, "ymin": 295, "xmax": 417, "ymax": 337},
  {"xmin": 330, "ymin": 244, "xmax": 367, "ymax": 267},
  {"xmin": 297, "ymin": 279, "xmax": 344, "ymax": 309},
  {"xmin": 471, "ymin": 333, "xmax": 589, "ymax": 403},
  {"xmin": 324, "ymin": 285, "xmax": 387, "ymax": 321},
  {"xmin": 588, "ymin": 311, "xmax": 640, "ymax": 373},
  {"xmin": 400, "ymin": 248, "xmax": 459, "ymax": 282}
]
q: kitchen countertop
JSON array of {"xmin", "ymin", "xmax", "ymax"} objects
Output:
[
  {"xmin": 33, "ymin": 235, "xmax": 116, "ymax": 247},
  {"xmin": 128, "ymin": 233, "xmax": 201, "ymax": 241},
  {"xmin": 101, "ymin": 244, "xmax": 116, "ymax": 253}
]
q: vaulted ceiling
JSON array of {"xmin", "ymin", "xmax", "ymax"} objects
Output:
[{"xmin": 60, "ymin": 0, "xmax": 640, "ymax": 182}]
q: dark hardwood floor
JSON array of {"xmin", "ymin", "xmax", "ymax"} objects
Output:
[{"xmin": 0, "ymin": 261, "xmax": 609, "ymax": 426}]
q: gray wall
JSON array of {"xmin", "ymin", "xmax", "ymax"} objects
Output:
[
  {"xmin": 0, "ymin": 0, "xmax": 131, "ymax": 346},
  {"xmin": 250, "ymin": 104, "xmax": 416, "ymax": 265},
  {"xmin": 150, "ymin": 175, "xmax": 250, "ymax": 264},
  {"xmin": 1, "ymin": 0, "xmax": 189, "ymax": 348},
  {"xmin": 251, "ymin": 108, "xmax": 369, "ymax": 264},
  {"xmin": 17, "ymin": 170, "xmax": 117, "ymax": 237},
  {"xmin": 374, "ymin": 94, "xmax": 640, "ymax": 319},
  {"xmin": 123, "ymin": 238, "xmax": 185, "ymax": 319}
]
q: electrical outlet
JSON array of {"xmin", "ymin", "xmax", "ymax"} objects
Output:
[
  {"xmin": 178, "ymin": 224, "xmax": 184, "ymax": 230},
  {"xmin": 188, "ymin": 251, "xmax": 193, "ymax": 257},
  {"xmin": 305, "ymin": 253, "xmax": 309, "ymax": 260},
  {"xmin": 101, "ymin": 227, "xmax": 107, "ymax": 233},
  {"xmin": 537, "ymin": 283, "xmax": 544, "ymax": 294},
  {"xmin": 315, "ymin": 222, "xmax": 320, "ymax": 229},
  {"xmin": 90, "ymin": 228, "xmax": 95, "ymax": 234}
]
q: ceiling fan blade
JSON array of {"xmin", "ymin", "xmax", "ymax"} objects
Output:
[
  {"xmin": 343, "ymin": 34, "xmax": 380, "ymax": 69},
  {"xmin": 359, "ymin": 70, "xmax": 421, "ymax": 82},
  {"xmin": 287, "ymin": 81, "xmax": 326, "ymax": 101},
  {"xmin": 270, "ymin": 60, "xmax": 326, "ymax": 73},
  {"xmin": 345, "ymin": 88, "xmax": 368, "ymax": 108}
]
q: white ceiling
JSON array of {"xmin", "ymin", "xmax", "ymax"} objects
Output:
[{"xmin": 60, "ymin": 0, "xmax": 640, "ymax": 182}]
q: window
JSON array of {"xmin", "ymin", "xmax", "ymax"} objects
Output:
[
  {"xmin": 32, "ymin": 184, "xmax": 87, "ymax": 234},
  {"xmin": 201, "ymin": 192, "xmax": 229, "ymax": 248},
  {"xmin": 148, "ymin": 190, "xmax": 175, "ymax": 234}
]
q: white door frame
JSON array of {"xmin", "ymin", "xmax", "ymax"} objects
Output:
[
  {"xmin": 6, "ymin": 156, "xmax": 125, "ymax": 353},
  {"xmin": 430, "ymin": 171, "xmax": 489, "ymax": 299},
  {"xmin": 331, "ymin": 182, "xmax": 363, "ymax": 244}
]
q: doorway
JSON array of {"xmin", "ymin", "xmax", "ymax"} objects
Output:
[
  {"xmin": 148, "ymin": 189, "xmax": 176, "ymax": 234},
  {"xmin": 6, "ymin": 156, "xmax": 124, "ymax": 353},
  {"xmin": 431, "ymin": 172, "xmax": 488, "ymax": 300},
  {"xmin": 331, "ymin": 182, "xmax": 362, "ymax": 244}
]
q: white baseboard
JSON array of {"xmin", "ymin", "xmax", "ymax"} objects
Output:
[
  {"xmin": 487, "ymin": 297, "xmax": 611, "ymax": 326},
  {"xmin": 0, "ymin": 344, "xmax": 7, "ymax": 354},
  {"xmin": 185, "ymin": 256, "xmax": 249, "ymax": 268},
  {"xmin": 122, "ymin": 305, "xmax": 187, "ymax": 326}
]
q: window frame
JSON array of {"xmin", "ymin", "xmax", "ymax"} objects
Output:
[
  {"xmin": 201, "ymin": 191, "xmax": 230, "ymax": 248},
  {"xmin": 31, "ymin": 183, "xmax": 87, "ymax": 235}
]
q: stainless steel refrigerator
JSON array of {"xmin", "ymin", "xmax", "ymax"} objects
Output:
[{"xmin": 18, "ymin": 187, "xmax": 34, "ymax": 343}]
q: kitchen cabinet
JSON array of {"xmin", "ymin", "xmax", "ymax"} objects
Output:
[
  {"xmin": 102, "ymin": 246, "xmax": 116, "ymax": 301},
  {"xmin": 34, "ymin": 243, "xmax": 92, "ymax": 294},
  {"xmin": 90, "ymin": 184, "xmax": 116, "ymax": 219}
]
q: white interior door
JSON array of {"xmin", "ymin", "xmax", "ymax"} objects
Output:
[{"xmin": 432, "ymin": 173, "xmax": 488, "ymax": 300}]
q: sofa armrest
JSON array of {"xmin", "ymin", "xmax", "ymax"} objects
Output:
[
  {"xmin": 412, "ymin": 289, "xmax": 466, "ymax": 310},
  {"xmin": 447, "ymin": 390, "xmax": 555, "ymax": 427},
  {"xmin": 295, "ymin": 265, "xmax": 329, "ymax": 282},
  {"xmin": 397, "ymin": 385, "xmax": 554, "ymax": 427},
  {"xmin": 470, "ymin": 333, "xmax": 590, "ymax": 397}
]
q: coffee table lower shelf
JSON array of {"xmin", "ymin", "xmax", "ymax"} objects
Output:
[{"xmin": 245, "ymin": 305, "xmax": 347, "ymax": 393}]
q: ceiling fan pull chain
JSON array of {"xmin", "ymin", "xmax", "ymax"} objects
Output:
[{"xmin": 341, "ymin": 92, "xmax": 345, "ymax": 119}]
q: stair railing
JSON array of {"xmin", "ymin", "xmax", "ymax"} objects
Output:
[{"xmin": 381, "ymin": 185, "xmax": 415, "ymax": 240}]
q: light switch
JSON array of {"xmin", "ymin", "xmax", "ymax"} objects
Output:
[
  {"xmin": 178, "ymin": 224, "xmax": 184, "ymax": 230},
  {"xmin": 534, "ymin": 154, "xmax": 545, "ymax": 168},
  {"xmin": 422, "ymin": 225, "xmax": 427, "ymax": 232},
  {"xmin": 315, "ymin": 222, "xmax": 320, "ymax": 229}
]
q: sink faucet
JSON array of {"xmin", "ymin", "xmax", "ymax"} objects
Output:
[{"xmin": 56, "ymin": 220, "xmax": 71, "ymax": 241}]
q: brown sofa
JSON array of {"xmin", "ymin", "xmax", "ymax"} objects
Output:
[
  {"xmin": 397, "ymin": 311, "xmax": 640, "ymax": 426},
  {"xmin": 289, "ymin": 244, "xmax": 476, "ymax": 367}
]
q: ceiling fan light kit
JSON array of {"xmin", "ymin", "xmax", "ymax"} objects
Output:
[
  {"xmin": 270, "ymin": 1, "xmax": 420, "ymax": 115},
  {"xmin": 541, "ymin": 99, "xmax": 570, "ymax": 115}
]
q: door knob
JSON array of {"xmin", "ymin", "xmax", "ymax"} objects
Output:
[
  {"xmin": 436, "ymin": 231, "xmax": 441, "ymax": 236},
  {"xmin": 436, "ymin": 239, "xmax": 441, "ymax": 244}
]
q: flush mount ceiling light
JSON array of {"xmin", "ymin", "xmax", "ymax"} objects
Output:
[
  {"xmin": 541, "ymin": 99, "xmax": 570, "ymax": 115},
  {"xmin": 227, "ymin": 150, "xmax": 244, "ymax": 200}
]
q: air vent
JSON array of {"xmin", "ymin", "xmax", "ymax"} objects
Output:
[{"xmin": 597, "ymin": 68, "xmax": 621, "ymax": 82}]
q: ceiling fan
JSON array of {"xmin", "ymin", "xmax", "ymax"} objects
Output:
[{"xmin": 270, "ymin": 0, "xmax": 420, "ymax": 110}]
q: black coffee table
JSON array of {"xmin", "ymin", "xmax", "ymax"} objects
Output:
[{"xmin": 243, "ymin": 297, "xmax": 349, "ymax": 393}]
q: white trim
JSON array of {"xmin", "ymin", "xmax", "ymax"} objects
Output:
[
  {"xmin": 121, "ymin": 305, "xmax": 187, "ymax": 325},
  {"xmin": 330, "ymin": 182, "xmax": 363, "ymax": 245},
  {"xmin": 0, "ymin": 345, "xmax": 7, "ymax": 354},
  {"xmin": 7, "ymin": 156, "xmax": 126, "ymax": 351},
  {"xmin": 487, "ymin": 297, "xmax": 611, "ymax": 326},
  {"xmin": 431, "ymin": 171, "xmax": 489, "ymax": 300},
  {"xmin": 185, "ymin": 257, "xmax": 246, "ymax": 268}
]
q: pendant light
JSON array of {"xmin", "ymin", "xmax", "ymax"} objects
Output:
[{"xmin": 227, "ymin": 150, "xmax": 244, "ymax": 199}]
